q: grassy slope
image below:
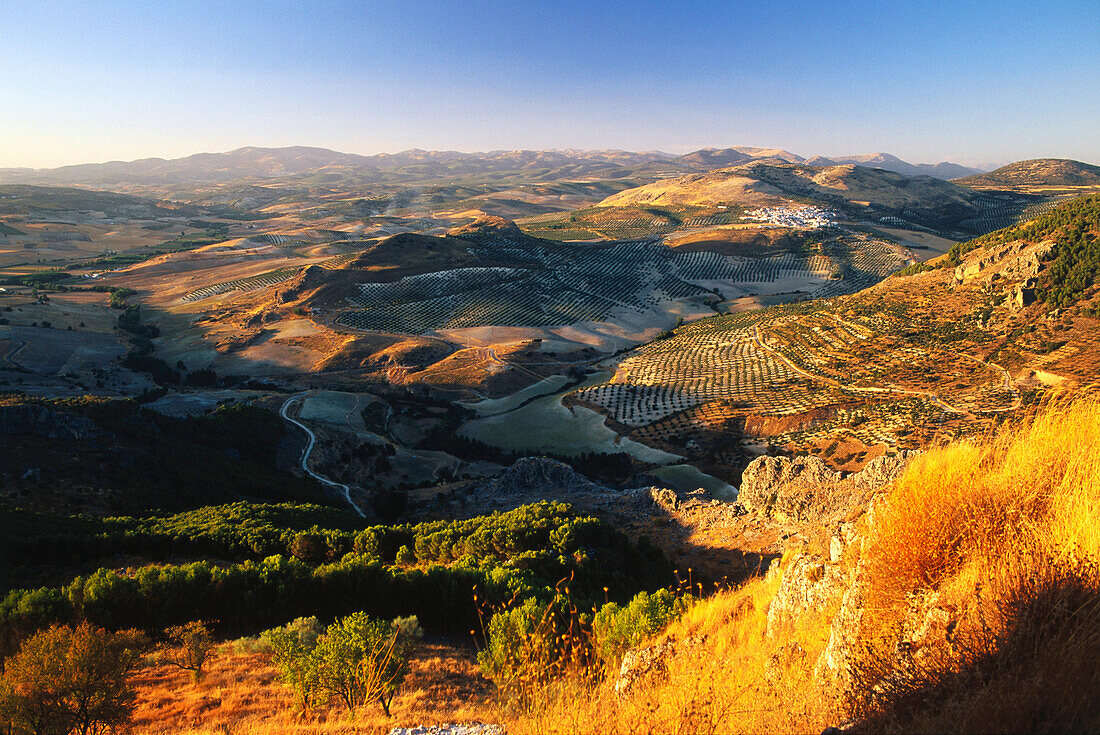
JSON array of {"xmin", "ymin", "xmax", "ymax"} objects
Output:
[
  {"xmin": 110, "ymin": 398, "xmax": 1100, "ymax": 734},
  {"xmin": 505, "ymin": 397, "xmax": 1100, "ymax": 733}
]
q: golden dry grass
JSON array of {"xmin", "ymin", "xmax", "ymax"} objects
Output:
[
  {"xmin": 502, "ymin": 567, "xmax": 841, "ymax": 735},
  {"xmin": 124, "ymin": 398, "xmax": 1100, "ymax": 734},
  {"xmin": 501, "ymin": 397, "xmax": 1100, "ymax": 734},
  {"xmin": 852, "ymin": 396, "xmax": 1100, "ymax": 732},
  {"xmin": 129, "ymin": 642, "xmax": 497, "ymax": 735}
]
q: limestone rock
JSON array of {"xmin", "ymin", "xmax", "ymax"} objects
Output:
[
  {"xmin": 739, "ymin": 451, "xmax": 920, "ymax": 526},
  {"xmin": 739, "ymin": 455, "xmax": 841, "ymax": 523},
  {"xmin": 615, "ymin": 635, "xmax": 706, "ymax": 695},
  {"xmin": 388, "ymin": 725, "xmax": 503, "ymax": 735},
  {"xmin": 483, "ymin": 457, "xmax": 608, "ymax": 496},
  {"xmin": 766, "ymin": 554, "xmax": 848, "ymax": 637}
]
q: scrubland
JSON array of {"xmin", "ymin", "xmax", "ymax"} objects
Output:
[{"xmin": 104, "ymin": 396, "xmax": 1100, "ymax": 734}]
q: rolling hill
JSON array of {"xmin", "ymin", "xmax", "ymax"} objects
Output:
[
  {"xmin": 0, "ymin": 145, "xmax": 984, "ymax": 189},
  {"xmin": 594, "ymin": 160, "xmax": 994, "ymax": 235},
  {"xmin": 955, "ymin": 158, "xmax": 1100, "ymax": 188}
]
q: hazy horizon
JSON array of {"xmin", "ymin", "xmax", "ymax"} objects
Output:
[
  {"xmin": 2, "ymin": 0, "xmax": 1097, "ymax": 169},
  {"xmin": 0, "ymin": 142, "xmax": 1021, "ymax": 173}
]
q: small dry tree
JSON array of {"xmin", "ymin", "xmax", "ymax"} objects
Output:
[{"xmin": 162, "ymin": 620, "xmax": 215, "ymax": 682}]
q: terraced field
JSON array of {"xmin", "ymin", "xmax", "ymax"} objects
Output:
[{"xmin": 573, "ymin": 296, "xmax": 1017, "ymax": 457}]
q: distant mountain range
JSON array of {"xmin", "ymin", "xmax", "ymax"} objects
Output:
[
  {"xmin": 0, "ymin": 146, "xmax": 988, "ymax": 188},
  {"xmin": 803, "ymin": 153, "xmax": 982, "ymax": 180}
]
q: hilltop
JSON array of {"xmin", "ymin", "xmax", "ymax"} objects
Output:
[
  {"xmin": 955, "ymin": 158, "xmax": 1100, "ymax": 189},
  {"xmin": 594, "ymin": 160, "xmax": 993, "ymax": 236}
]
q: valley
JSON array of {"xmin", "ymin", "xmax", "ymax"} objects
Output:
[{"xmin": 4, "ymin": 146, "xmax": 1100, "ymax": 735}]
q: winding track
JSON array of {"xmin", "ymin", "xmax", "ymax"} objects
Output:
[{"xmin": 280, "ymin": 391, "xmax": 366, "ymax": 518}]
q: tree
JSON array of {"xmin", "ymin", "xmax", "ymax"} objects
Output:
[
  {"xmin": 263, "ymin": 612, "xmax": 417, "ymax": 717},
  {"xmin": 0, "ymin": 622, "xmax": 146, "ymax": 735},
  {"xmin": 161, "ymin": 621, "xmax": 214, "ymax": 682}
]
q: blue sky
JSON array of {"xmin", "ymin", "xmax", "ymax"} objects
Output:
[{"xmin": 1, "ymin": 0, "xmax": 1097, "ymax": 168}]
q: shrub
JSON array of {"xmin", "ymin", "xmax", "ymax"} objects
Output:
[{"xmin": 592, "ymin": 589, "xmax": 691, "ymax": 669}]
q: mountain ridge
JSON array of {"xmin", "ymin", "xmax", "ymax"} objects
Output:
[{"xmin": 0, "ymin": 145, "xmax": 985, "ymax": 187}]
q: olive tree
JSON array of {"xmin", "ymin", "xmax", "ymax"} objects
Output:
[
  {"xmin": 263, "ymin": 612, "xmax": 418, "ymax": 717},
  {"xmin": 0, "ymin": 622, "xmax": 147, "ymax": 735}
]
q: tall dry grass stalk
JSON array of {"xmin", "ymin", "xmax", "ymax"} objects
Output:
[{"xmin": 508, "ymin": 398, "xmax": 1100, "ymax": 734}]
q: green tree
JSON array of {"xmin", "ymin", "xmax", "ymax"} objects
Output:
[
  {"xmin": 591, "ymin": 589, "xmax": 690, "ymax": 669},
  {"xmin": 263, "ymin": 612, "xmax": 417, "ymax": 717},
  {"xmin": 0, "ymin": 622, "xmax": 146, "ymax": 735}
]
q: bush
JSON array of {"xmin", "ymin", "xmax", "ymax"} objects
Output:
[{"xmin": 592, "ymin": 589, "xmax": 691, "ymax": 669}]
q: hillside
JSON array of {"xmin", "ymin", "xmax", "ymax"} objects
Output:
[
  {"xmin": 570, "ymin": 195, "xmax": 1100, "ymax": 482},
  {"xmin": 0, "ymin": 184, "xmax": 194, "ymax": 218},
  {"xmin": 595, "ymin": 160, "xmax": 993, "ymax": 236},
  {"xmin": 499, "ymin": 398, "xmax": 1100, "ymax": 734},
  {"xmin": 956, "ymin": 158, "xmax": 1100, "ymax": 189}
]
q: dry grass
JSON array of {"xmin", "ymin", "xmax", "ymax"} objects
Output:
[
  {"xmin": 129, "ymin": 641, "xmax": 497, "ymax": 734},
  {"xmin": 124, "ymin": 398, "xmax": 1100, "ymax": 733},
  {"xmin": 503, "ymin": 567, "xmax": 841, "ymax": 735},
  {"xmin": 500, "ymin": 397, "xmax": 1100, "ymax": 734},
  {"xmin": 852, "ymin": 397, "xmax": 1100, "ymax": 732}
]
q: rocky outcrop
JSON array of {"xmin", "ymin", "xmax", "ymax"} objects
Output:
[
  {"xmin": 388, "ymin": 725, "xmax": 503, "ymax": 735},
  {"xmin": 738, "ymin": 451, "xmax": 920, "ymax": 525},
  {"xmin": 614, "ymin": 635, "xmax": 707, "ymax": 695},
  {"xmin": 0, "ymin": 404, "xmax": 98, "ymax": 440},
  {"xmin": 482, "ymin": 457, "xmax": 609, "ymax": 496},
  {"xmin": 739, "ymin": 455, "xmax": 841, "ymax": 522},
  {"xmin": 765, "ymin": 554, "xmax": 848, "ymax": 637},
  {"xmin": 953, "ymin": 239, "xmax": 1054, "ymax": 286}
]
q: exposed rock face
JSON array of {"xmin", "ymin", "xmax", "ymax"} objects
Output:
[
  {"xmin": 0, "ymin": 404, "xmax": 98, "ymax": 440},
  {"xmin": 848, "ymin": 451, "xmax": 923, "ymax": 495},
  {"xmin": 739, "ymin": 455, "xmax": 840, "ymax": 522},
  {"xmin": 953, "ymin": 239, "xmax": 1054, "ymax": 286},
  {"xmin": 614, "ymin": 635, "xmax": 707, "ymax": 695},
  {"xmin": 388, "ymin": 725, "xmax": 503, "ymax": 735},
  {"xmin": 739, "ymin": 451, "xmax": 920, "ymax": 525},
  {"xmin": 765, "ymin": 554, "xmax": 848, "ymax": 637},
  {"xmin": 482, "ymin": 457, "xmax": 609, "ymax": 496}
]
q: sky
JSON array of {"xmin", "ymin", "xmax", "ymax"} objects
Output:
[{"xmin": 0, "ymin": 0, "xmax": 1097, "ymax": 169}]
